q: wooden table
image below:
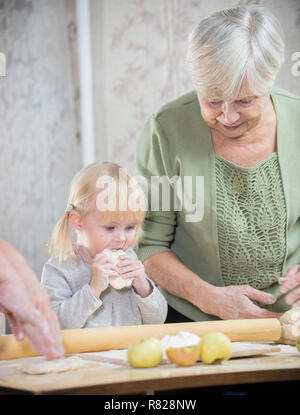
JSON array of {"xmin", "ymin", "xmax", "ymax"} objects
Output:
[{"xmin": 0, "ymin": 346, "xmax": 300, "ymax": 395}]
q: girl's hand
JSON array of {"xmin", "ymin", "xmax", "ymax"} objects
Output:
[
  {"xmin": 279, "ymin": 265, "xmax": 300, "ymax": 307},
  {"xmin": 89, "ymin": 253, "xmax": 119, "ymax": 297},
  {"xmin": 117, "ymin": 254, "xmax": 153, "ymax": 298}
]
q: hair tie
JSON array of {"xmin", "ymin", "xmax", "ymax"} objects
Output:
[{"xmin": 66, "ymin": 204, "xmax": 73, "ymax": 213}]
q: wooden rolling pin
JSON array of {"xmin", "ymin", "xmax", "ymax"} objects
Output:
[{"xmin": 0, "ymin": 319, "xmax": 281, "ymax": 360}]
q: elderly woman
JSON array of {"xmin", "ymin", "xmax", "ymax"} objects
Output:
[{"xmin": 136, "ymin": 5, "xmax": 300, "ymax": 322}]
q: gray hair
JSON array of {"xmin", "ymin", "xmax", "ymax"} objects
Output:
[{"xmin": 187, "ymin": 5, "xmax": 285, "ymax": 101}]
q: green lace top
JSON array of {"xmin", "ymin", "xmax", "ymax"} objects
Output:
[{"xmin": 215, "ymin": 152, "xmax": 287, "ymax": 290}]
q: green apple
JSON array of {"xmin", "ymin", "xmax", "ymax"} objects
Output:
[
  {"xmin": 127, "ymin": 337, "xmax": 163, "ymax": 368},
  {"xmin": 199, "ymin": 332, "xmax": 232, "ymax": 364},
  {"xmin": 296, "ymin": 335, "xmax": 300, "ymax": 352}
]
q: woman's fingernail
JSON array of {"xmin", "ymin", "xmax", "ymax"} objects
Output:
[{"xmin": 17, "ymin": 331, "xmax": 25, "ymax": 341}]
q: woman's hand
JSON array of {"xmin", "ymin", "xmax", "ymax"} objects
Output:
[
  {"xmin": 0, "ymin": 240, "xmax": 65, "ymax": 359},
  {"xmin": 278, "ymin": 265, "xmax": 300, "ymax": 307},
  {"xmin": 117, "ymin": 254, "xmax": 153, "ymax": 298},
  {"xmin": 201, "ymin": 284, "xmax": 282, "ymax": 320},
  {"xmin": 89, "ymin": 253, "xmax": 119, "ymax": 297}
]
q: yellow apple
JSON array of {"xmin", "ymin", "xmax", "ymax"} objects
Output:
[
  {"xmin": 127, "ymin": 337, "xmax": 163, "ymax": 368},
  {"xmin": 199, "ymin": 332, "xmax": 232, "ymax": 364},
  {"xmin": 296, "ymin": 335, "xmax": 300, "ymax": 352}
]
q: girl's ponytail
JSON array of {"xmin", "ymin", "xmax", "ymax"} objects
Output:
[{"xmin": 47, "ymin": 210, "xmax": 75, "ymax": 263}]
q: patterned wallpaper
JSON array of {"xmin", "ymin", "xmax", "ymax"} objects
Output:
[
  {"xmin": 0, "ymin": 0, "xmax": 81, "ymax": 279},
  {"xmin": 0, "ymin": 0, "xmax": 299, "ymax": 281},
  {"xmin": 91, "ymin": 0, "xmax": 300, "ymax": 174}
]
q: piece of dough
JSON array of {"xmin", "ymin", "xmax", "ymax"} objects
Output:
[
  {"xmin": 279, "ymin": 307, "xmax": 300, "ymax": 345},
  {"xmin": 20, "ymin": 356, "xmax": 86, "ymax": 375},
  {"xmin": 102, "ymin": 248, "xmax": 134, "ymax": 290}
]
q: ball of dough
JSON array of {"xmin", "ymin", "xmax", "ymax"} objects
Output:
[
  {"xmin": 279, "ymin": 307, "xmax": 300, "ymax": 345},
  {"xmin": 102, "ymin": 248, "xmax": 134, "ymax": 290}
]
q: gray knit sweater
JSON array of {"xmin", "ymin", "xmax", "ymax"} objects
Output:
[{"xmin": 41, "ymin": 247, "xmax": 168, "ymax": 329}]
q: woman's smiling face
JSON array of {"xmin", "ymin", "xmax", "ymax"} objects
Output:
[{"xmin": 197, "ymin": 78, "xmax": 271, "ymax": 139}]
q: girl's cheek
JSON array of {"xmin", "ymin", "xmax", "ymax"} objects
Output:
[{"xmin": 127, "ymin": 232, "xmax": 136, "ymax": 244}]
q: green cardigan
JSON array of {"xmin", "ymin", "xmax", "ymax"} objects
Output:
[{"xmin": 136, "ymin": 87, "xmax": 300, "ymax": 321}]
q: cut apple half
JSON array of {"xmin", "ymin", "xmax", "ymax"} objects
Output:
[{"xmin": 166, "ymin": 343, "xmax": 201, "ymax": 366}]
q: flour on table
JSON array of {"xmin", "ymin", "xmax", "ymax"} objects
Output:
[
  {"xmin": 160, "ymin": 331, "xmax": 200, "ymax": 349},
  {"xmin": 20, "ymin": 356, "xmax": 86, "ymax": 375},
  {"xmin": 160, "ymin": 331, "xmax": 201, "ymax": 360}
]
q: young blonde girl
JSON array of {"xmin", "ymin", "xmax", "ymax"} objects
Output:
[{"xmin": 41, "ymin": 162, "xmax": 167, "ymax": 329}]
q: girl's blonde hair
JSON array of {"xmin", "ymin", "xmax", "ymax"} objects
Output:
[{"xmin": 48, "ymin": 161, "xmax": 147, "ymax": 263}]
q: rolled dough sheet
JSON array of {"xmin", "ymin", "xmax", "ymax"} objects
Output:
[{"xmin": 20, "ymin": 356, "xmax": 87, "ymax": 375}]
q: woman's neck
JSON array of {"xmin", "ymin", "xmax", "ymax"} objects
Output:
[{"xmin": 211, "ymin": 99, "xmax": 277, "ymax": 168}]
